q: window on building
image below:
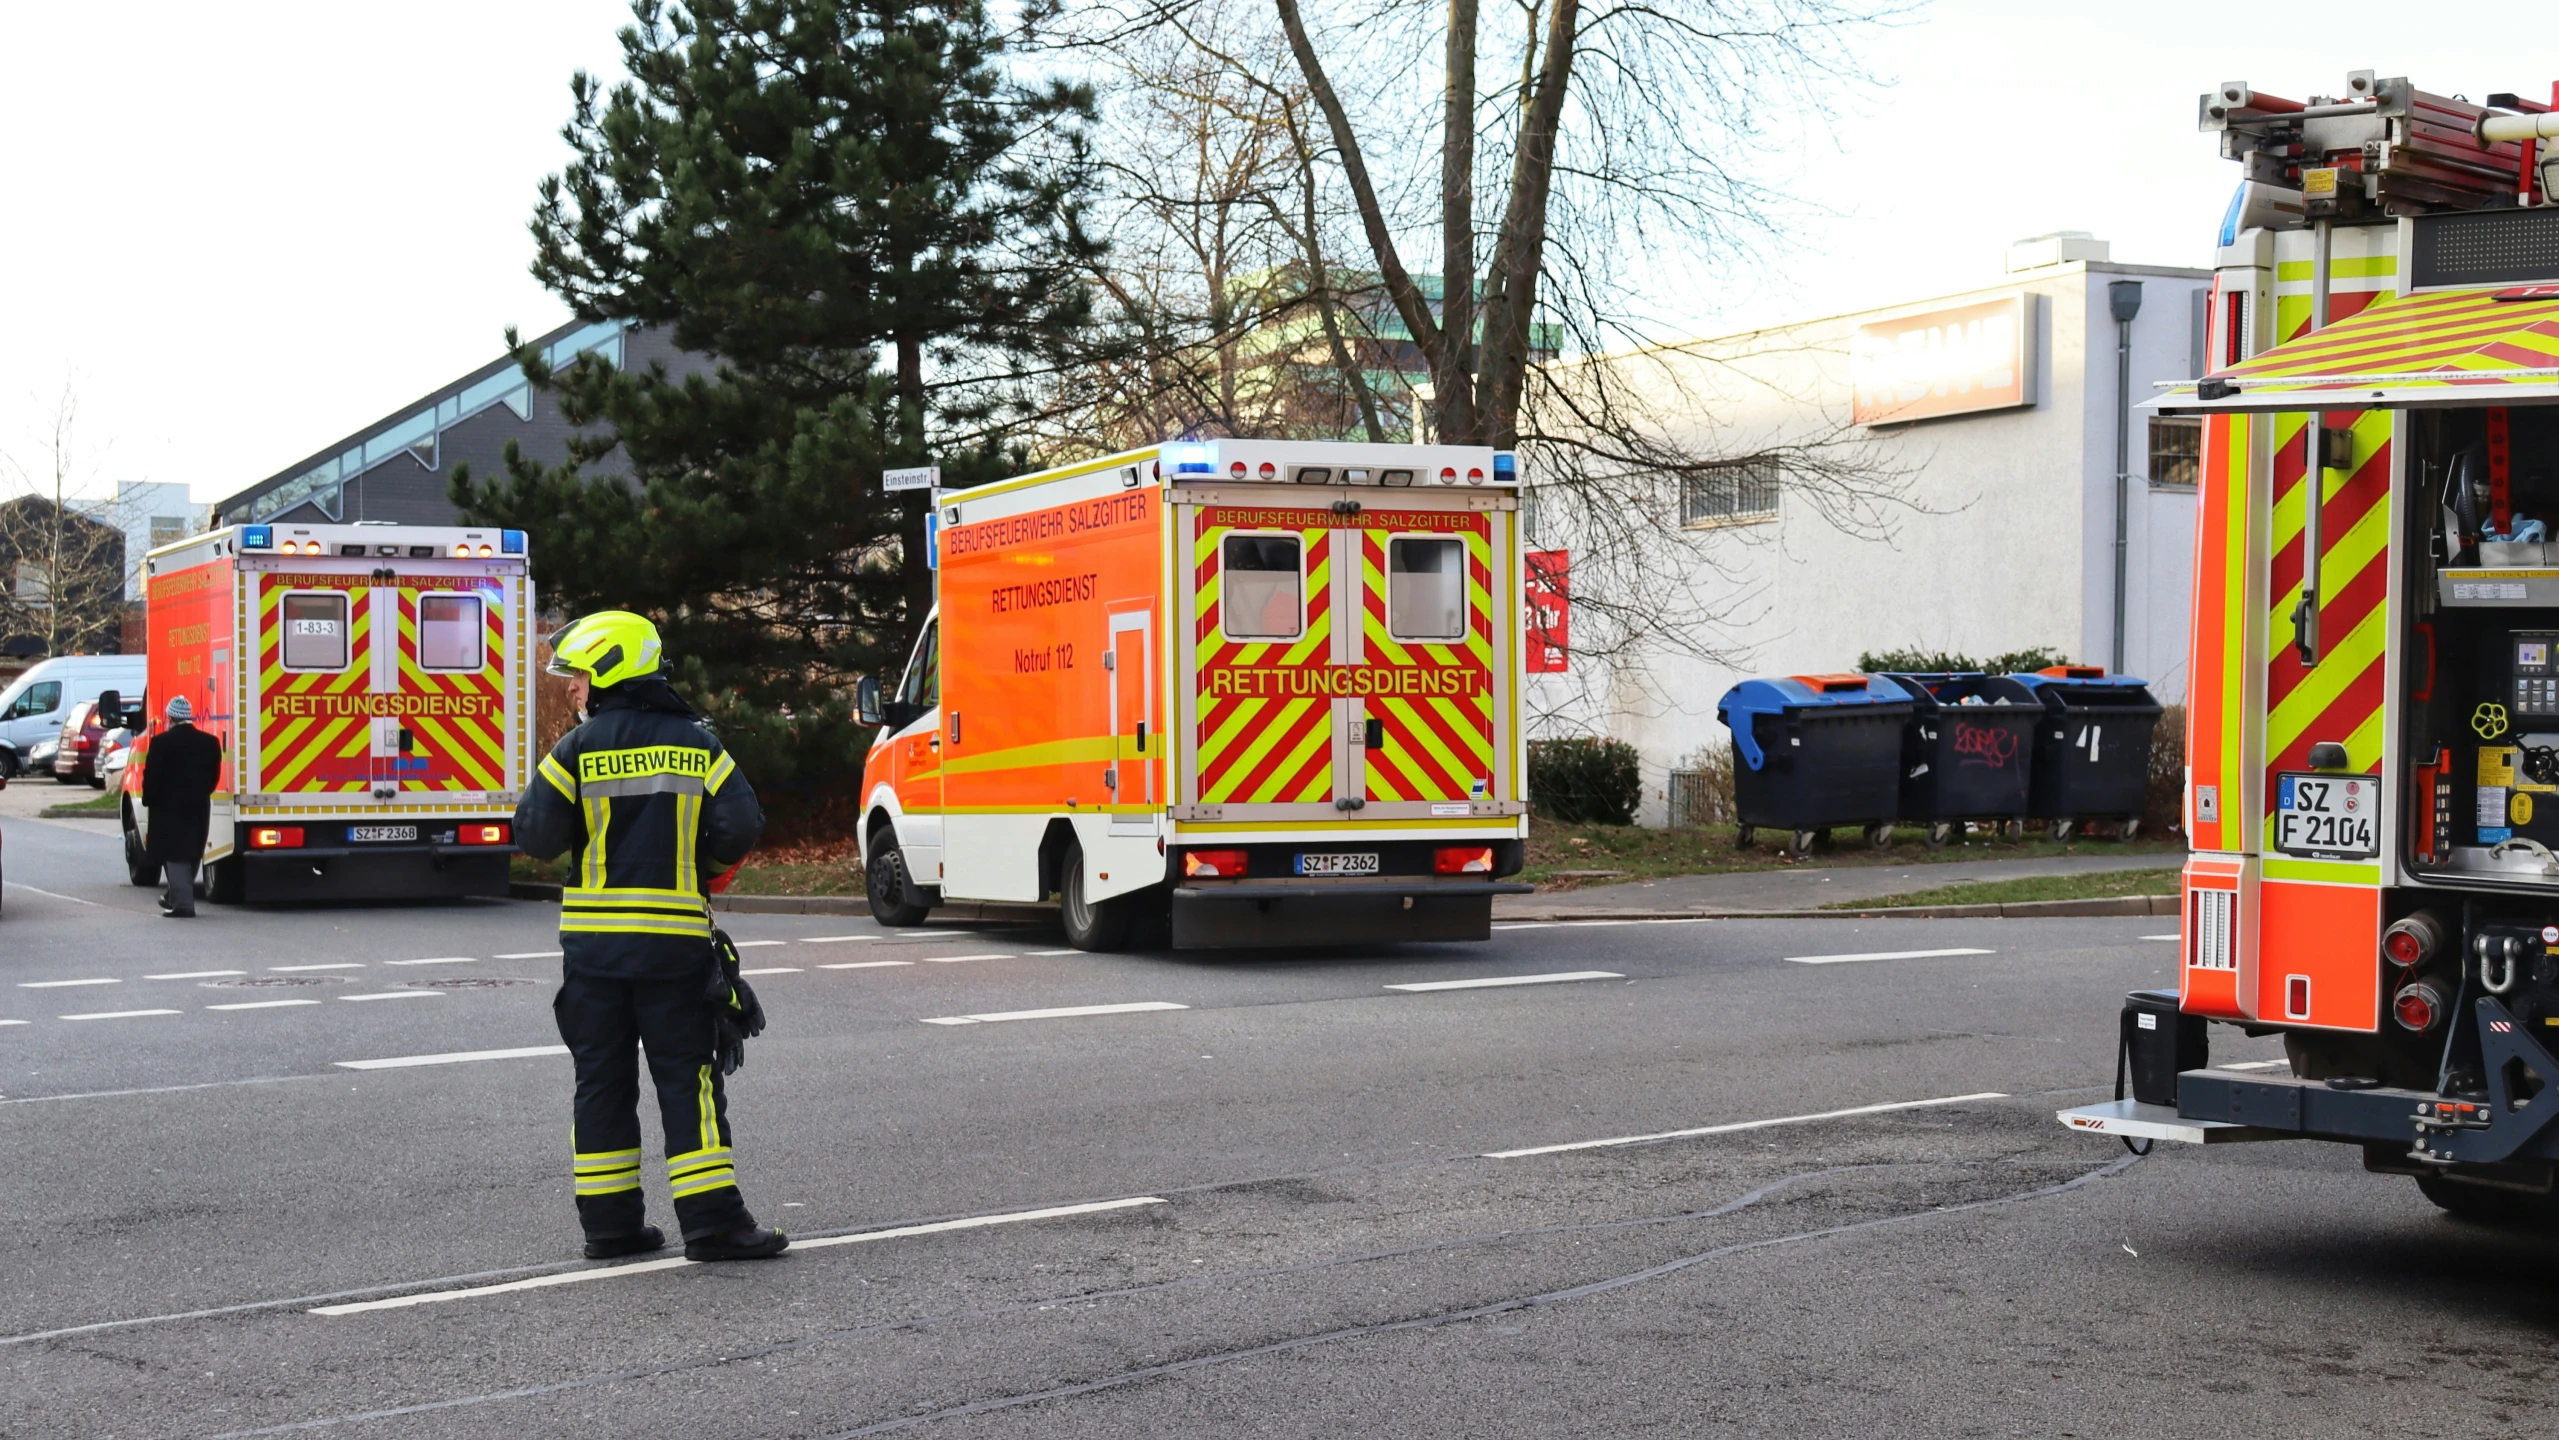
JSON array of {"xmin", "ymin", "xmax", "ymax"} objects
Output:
[
  {"xmin": 281, "ymin": 593, "xmax": 350, "ymax": 670},
  {"xmin": 1387, "ymin": 537, "xmax": 1468, "ymax": 642},
  {"xmin": 419, "ymin": 594, "xmax": 484, "ymax": 670},
  {"xmin": 148, "ymin": 516, "xmax": 186, "ymax": 549},
  {"xmin": 2149, "ymin": 416, "xmax": 2203, "ymax": 489},
  {"xmin": 13, "ymin": 560, "xmax": 49, "ymax": 604},
  {"xmin": 1221, "ymin": 534, "xmax": 1303, "ymax": 641},
  {"xmin": 1680, "ymin": 459, "xmax": 1781, "ymax": 527}
]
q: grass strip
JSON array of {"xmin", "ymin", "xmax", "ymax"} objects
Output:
[{"xmin": 1822, "ymin": 867, "xmax": 2182, "ymax": 911}]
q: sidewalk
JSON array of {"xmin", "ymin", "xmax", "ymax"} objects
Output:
[{"xmin": 1492, "ymin": 849, "xmax": 2186, "ymax": 921}]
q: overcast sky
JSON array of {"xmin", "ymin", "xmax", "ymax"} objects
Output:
[{"xmin": 0, "ymin": 1, "xmax": 2546, "ymax": 506}]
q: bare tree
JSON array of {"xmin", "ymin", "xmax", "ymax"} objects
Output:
[{"xmin": 0, "ymin": 384, "xmax": 130, "ymax": 659}]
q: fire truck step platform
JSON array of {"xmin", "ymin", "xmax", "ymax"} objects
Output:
[{"xmin": 2057, "ymin": 1097, "xmax": 2286, "ymax": 1145}]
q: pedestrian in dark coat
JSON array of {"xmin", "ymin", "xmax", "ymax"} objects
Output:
[{"xmin": 141, "ymin": 694, "xmax": 222, "ymax": 918}]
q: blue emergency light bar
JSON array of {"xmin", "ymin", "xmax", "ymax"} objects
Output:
[
  {"xmin": 1168, "ymin": 443, "xmax": 1218, "ymax": 474},
  {"xmin": 502, "ymin": 530, "xmax": 526, "ymax": 554},
  {"xmin": 1493, "ymin": 452, "xmax": 1516, "ymax": 481},
  {"xmin": 242, "ymin": 525, "xmax": 273, "ymax": 550}
]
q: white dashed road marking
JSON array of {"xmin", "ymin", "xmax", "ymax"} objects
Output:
[
  {"xmin": 1485, "ymin": 1092, "xmax": 2013, "ymax": 1158},
  {"xmin": 923, "ymin": 954, "xmax": 1007, "ymax": 964},
  {"xmin": 494, "ymin": 951, "xmax": 563, "ymax": 960},
  {"xmin": 340, "ymin": 992, "xmax": 441, "ymax": 1002},
  {"xmin": 385, "ymin": 957, "xmax": 477, "ymax": 967},
  {"xmin": 19, "ymin": 978, "xmax": 118, "ymax": 989},
  {"xmin": 2139, "ymin": 934, "xmax": 2180, "ymax": 942},
  {"xmin": 0, "ymin": 1019, "xmax": 28, "ymax": 1026},
  {"xmin": 309, "ymin": 1197, "xmax": 1170, "ymax": 1316},
  {"xmin": 61, "ymin": 1010, "xmax": 181, "ymax": 1022},
  {"xmin": 730, "ymin": 941, "xmax": 787, "ymax": 949},
  {"xmin": 273, "ymin": 963, "xmax": 365, "ymax": 973},
  {"xmin": 921, "ymin": 1001, "xmax": 1187, "ymax": 1026},
  {"xmin": 798, "ymin": 935, "xmax": 878, "ymax": 944},
  {"xmin": 819, "ymin": 960, "xmax": 913, "ymax": 970},
  {"xmin": 207, "ymin": 1000, "xmax": 324, "ymax": 1012},
  {"xmin": 739, "ymin": 967, "xmax": 800, "ymax": 976},
  {"xmin": 2, "ymin": 881, "xmax": 101, "ymax": 906},
  {"xmin": 1025, "ymin": 950, "xmax": 1079, "ymax": 956},
  {"xmin": 1386, "ymin": 971, "xmax": 1623, "ymax": 992},
  {"xmin": 336, "ymin": 1045, "xmax": 571, "ymax": 1071},
  {"xmin": 146, "ymin": 970, "xmax": 245, "ymax": 980},
  {"xmin": 1783, "ymin": 948, "xmax": 1995, "ymax": 966}
]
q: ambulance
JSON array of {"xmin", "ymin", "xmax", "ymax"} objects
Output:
[
  {"xmin": 123, "ymin": 522, "xmax": 533, "ymax": 903},
  {"xmin": 2060, "ymin": 72, "xmax": 2559, "ymax": 1216},
  {"xmin": 855, "ymin": 440, "xmax": 1534, "ymax": 950}
]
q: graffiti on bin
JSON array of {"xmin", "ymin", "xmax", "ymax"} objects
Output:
[{"xmin": 1951, "ymin": 720, "xmax": 2020, "ymax": 768}]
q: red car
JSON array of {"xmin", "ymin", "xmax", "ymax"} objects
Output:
[{"xmin": 52, "ymin": 700, "xmax": 109, "ymax": 786}]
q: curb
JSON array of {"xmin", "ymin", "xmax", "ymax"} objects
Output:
[
  {"xmin": 36, "ymin": 806, "xmax": 120, "ymax": 820},
  {"xmin": 1496, "ymin": 894, "xmax": 2180, "ymax": 923}
]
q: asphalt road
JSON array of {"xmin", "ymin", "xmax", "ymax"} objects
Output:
[{"xmin": 4, "ymin": 807, "xmax": 2553, "ymax": 1439}]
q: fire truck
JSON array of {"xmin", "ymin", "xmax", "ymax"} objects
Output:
[
  {"xmin": 855, "ymin": 440, "xmax": 1533, "ymax": 950},
  {"xmin": 123, "ymin": 522, "xmax": 532, "ymax": 903},
  {"xmin": 2060, "ymin": 72, "xmax": 2559, "ymax": 1216}
]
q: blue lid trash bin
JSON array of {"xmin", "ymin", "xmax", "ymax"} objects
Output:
[
  {"xmin": 1716, "ymin": 674, "xmax": 1913, "ymax": 854},
  {"xmin": 2012, "ymin": 666, "xmax": 2164, "ymax": 841},
  {"xmin": 1877, "ymin": 673, "xmax": 2042, "ymax": 846}
]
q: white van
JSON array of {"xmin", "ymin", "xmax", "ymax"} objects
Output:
[{"xmin": 0, "ymin": 656, "xmax": 146, "ymax": 778}]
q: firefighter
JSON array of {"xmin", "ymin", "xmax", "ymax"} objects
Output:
[{"xmin": 514, "ymin": 610, "xmax": 788, "ymax": 1262}]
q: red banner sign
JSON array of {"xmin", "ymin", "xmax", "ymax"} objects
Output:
[{"xmin": 1526, "ymin": 550, "xmax": 1569, "ymax": 673}]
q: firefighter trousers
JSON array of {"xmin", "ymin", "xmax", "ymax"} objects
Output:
[{"xmin": 553, "ymin": 970, "xmax": 754, "ymax": 1242}]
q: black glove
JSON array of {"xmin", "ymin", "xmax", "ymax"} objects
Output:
[{"xmin": 708, "ymin": 928, "xmax": 768, "ymax": 1076}]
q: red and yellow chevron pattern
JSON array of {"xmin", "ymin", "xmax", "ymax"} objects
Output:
[
  {"xmin": 2263, "ymin": 407, "xmax": 2393, "ymax": 821},
  {"xmin": 1359, "ymin": 525, "xmax": 1494, "ymax": 802},
  {"xmin": 1193, "ymin": 517, "xmax": 1336, "ymax": 805},
  {"xmin": 255, "ymin": 576, "xmax": 508, "ymax": 795},
  {"xmin": 2240, "ymin": 288, "xmax": 2559, "ymax": 396}
]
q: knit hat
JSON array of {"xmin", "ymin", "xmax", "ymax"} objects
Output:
[{"xmin": 165, "ymin": 694, "xmax": 194, "ymax": 722}]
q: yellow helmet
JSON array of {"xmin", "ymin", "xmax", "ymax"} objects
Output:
[{"xmin": 546, "ymin": 610, "xmax": 663, "ymax": 689}]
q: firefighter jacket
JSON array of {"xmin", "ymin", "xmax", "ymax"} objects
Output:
[{"xmin": 514, "ymin": 679, "xmax": 764, "ymax": 979}]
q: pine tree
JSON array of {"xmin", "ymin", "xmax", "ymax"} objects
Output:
[{"xmin": 454, "ymin": 0, "xmax": 1096, "ymax": 804}]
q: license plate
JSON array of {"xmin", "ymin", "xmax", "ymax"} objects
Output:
[
  {"xmin": 1295, "ymin": 852, "xmax": 1380, "ymax": 877},
  {"xmin": 2274, "ymin": 773, "xmax": 2377, "ymax": 859},
  {"xmin": 347, "ymin": 825, "xmax": 419, "ymax": 844}
]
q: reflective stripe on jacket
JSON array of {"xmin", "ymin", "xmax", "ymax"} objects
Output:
[{"xmin": 514, "ymin": 685, "xmax": 763, "ymax": 978}]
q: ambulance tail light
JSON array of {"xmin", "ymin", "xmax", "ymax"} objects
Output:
[
  {"xmin": 457, "ymin": 823, "xmax": 511, "ymax": 846},
  {"xmin": 1435, "ymin": 846, "xmax": 1495, "ymax": 874},
  {"xmin": 452, "ymin": 543, "xmax": 473, "ymax": 557},
  {"xmin": 250, "ymin": 827, "xmax": 305, "ymax": 849},
  {"xmin": 2394, "ymin": 978, "xmax": 2448, "ymax": 1033},
  {"xmin": 1466, "ymin": 467, "xmax": 1485, "ymax": 484},
  {"xmin": 2382, "ymin": 913, "xmax": 2445, "ymax": 968},
  {"xmin": 1182, "ymin": 849, "xmax": 1248, "ymax": 878},
  {"xmin": 1438, "ymin": 466, "xmax": 1458, "ymax": 484},
  {"xmin": 1230, "ymin": 461, "xmax": 1248, "ymax": 477}
]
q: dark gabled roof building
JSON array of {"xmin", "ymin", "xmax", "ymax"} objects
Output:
[{"xmin": 215, "ymin": 317, "xmax": 692, "ymax": 527}]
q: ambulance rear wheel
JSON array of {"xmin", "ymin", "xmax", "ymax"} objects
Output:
[
  {"xmin": 203, "ymin": 856, "xmax": 245, "ymax": 905},
  {"xmin": 2416, "ymin": 1175, "xmax": 2559, "ymax": 1225},
  {"xmin": 866, "ymin": 842, "xmax": 934, "ymax": 927},
  {"xmin": 1059, "ymin": 845, "xmax": 1135, "ymax": 953}
]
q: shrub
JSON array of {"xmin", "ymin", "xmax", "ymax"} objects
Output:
[
  {"xmin": 1855, "ymin": 646, "xmax": 2072, "ymax": 676},
  {"xmin": 1529, "ymin": 736, "xmax": 1642, "ymax": 825},
  {"xmin": 2145, "ymin": 703, "xmax": 2185, "ymax": 836}
]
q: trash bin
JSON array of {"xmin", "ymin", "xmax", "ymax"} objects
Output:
[
  {"xmin": 1716, "ymin": 673, "xmax": 1914, "ymax": 856},
  {"xmin": 1878, "ymin": 673, "xmax": 2041, "ymax": 846},
  {"xmin": 2013, "ymin": 666, "xmax": 2164, "ymax": 841}
]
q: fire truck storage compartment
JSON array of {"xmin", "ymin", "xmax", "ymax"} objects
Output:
[
  {"xmin": 2012, "ymin": 669, "xmax": 2161, "ymax": 836},
  {"xmin": 1878, "ymin": 672, "xmax": 2040, "ymax": 843},
  {"xmin": 2407, "ymin": 405, "xmax": 2559, "ymax": 883},
  {"xmin": 1717, "ymin": 675, "xmax": 1911, "ymax": 844}
]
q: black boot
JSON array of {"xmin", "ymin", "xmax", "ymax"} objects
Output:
[
  {"xmin": 584, "ymin": 1225, "xmax": 666, "ymax": 1260},
  {"xmin": 685, "ymin": 1225, "xmax": 789, "ymax": 1261}
]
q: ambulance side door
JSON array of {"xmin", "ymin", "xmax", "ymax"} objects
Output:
[{"xmin": 887, "ymin": 619, "xmax": 944, "ymax": 878}]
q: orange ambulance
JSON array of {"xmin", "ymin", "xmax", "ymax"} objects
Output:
[{"xmin": 855, "ymin": 440, "xmax": 1533, "ymax": 950}]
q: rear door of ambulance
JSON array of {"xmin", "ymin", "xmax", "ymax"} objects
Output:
[
  {"xmin": 249, "ymin": 557, "xmax": 519, "ymax": 809},
  {"xmin": 1179, "ymin": 480, "xmax": 1515, "ymax": 826}
]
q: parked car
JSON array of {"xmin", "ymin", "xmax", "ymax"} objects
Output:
[
  {"xmin": 98, "ymin": 723, "xmax": 135, "ymax": 794},
  {"xmin": 52, "ymin": 701, "xmax": 107, "ymax": 785},
  {"xmin": 0, "ymin": 656, "xmax": 145, "ymax": 779}
]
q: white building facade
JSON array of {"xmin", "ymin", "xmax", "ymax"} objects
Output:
[{"xmin": 1532, "ymin": 238, "xmax": 2211, "ymax": 825}]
